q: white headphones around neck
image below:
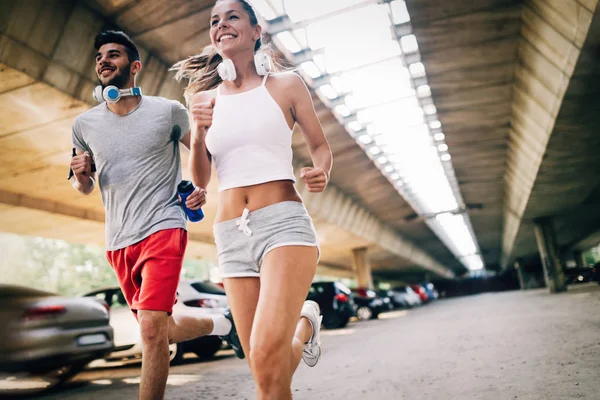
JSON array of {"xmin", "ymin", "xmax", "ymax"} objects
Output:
[
  {"xmin": 93, "ymin": 85, "xmax": 143, "ymax": 103},
  {"xmin": 217, "ymin": 53, "xmax": 272, "ymax": 81}
]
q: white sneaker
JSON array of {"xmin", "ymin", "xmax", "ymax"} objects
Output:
[{"xmin": 301, "ymin": 300, "xmax": 323, "ymax": 367}]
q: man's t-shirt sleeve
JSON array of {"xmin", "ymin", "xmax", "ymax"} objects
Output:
[
  {"xmin": 72, "ymin": 117, "xmax": 91, "ymax": 153},
  {"xmin": 171, "ymin": 100, "xmax": 191, "ymax": 141}
]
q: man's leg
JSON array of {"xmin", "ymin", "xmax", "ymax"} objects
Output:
[
  {"xmin": 132, "ymin": 229, "xmax": 187, "ymax": 399},
  {"xmin": 167, "ymin": 311, "xmax": 245, "ymax": 359},
  {"xmin": 168, "ymin": 313, "xmax": 213, "ymax": 343},
  {"xmin": 138, "ymin": 310, "xmax": 170, "ymax": 400}
]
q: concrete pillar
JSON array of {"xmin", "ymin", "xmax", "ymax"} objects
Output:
[
  {"xmin": 351, "ymin": 247, "xmax": 373, "ymax": 289},
  {"xmin": 514, "ymin": 260, "xmax": 526, "ymax": 290},
  {"xmin": 533, "ymin": 218, "xmax": 567, "ymax": 293},
  {"xmin": 574, "ymin": 251, "xmax": 587, "ymax": 268}
]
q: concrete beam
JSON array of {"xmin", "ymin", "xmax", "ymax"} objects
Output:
[
  {"xmin": 0, "ymin": 189, "xmax": 104, "ymax": 223},
  {"xmin": 501, "ymin": 0, "xmax": 598, "ymax": 268},
  {"xmin": 571, "ymin": 228, "xmax": 600, "ymax": 252},
  {"xmin": 0, "ymin": 0, "xmax": 185, "ymax": 107}
]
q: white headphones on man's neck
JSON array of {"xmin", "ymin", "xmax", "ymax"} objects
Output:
[
  {"xmin": 217, "ymin": 53, "xmax": 271, "ymax": 81},
  {"xmin": 93, "ymin": 85, "xmax": 143, "ymax": 103}
]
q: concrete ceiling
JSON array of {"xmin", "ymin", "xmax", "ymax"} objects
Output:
[
  {"xmin": 1, "ymin": 0, "xmax": 599, "ymax": 282},
  {"xmin": 406, "ymin": 0, "xmax": 600, "ymax": 268}
]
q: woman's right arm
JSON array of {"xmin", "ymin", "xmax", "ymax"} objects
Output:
[{"xmin": 188, "ymin": 91, "xmax": 215, "ymax": 189}]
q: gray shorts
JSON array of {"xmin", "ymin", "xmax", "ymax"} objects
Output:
[{"xmin": 213, "ymin": 201, "xmax": 320, "ymax": 278}]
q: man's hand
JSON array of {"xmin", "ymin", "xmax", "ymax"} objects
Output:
[
  {"xmin": 300, "ymin": 167, "xmax": 329, "ymax": 193},
  {"xmin": 179, "ymin": 187, "xmax": 207, "ymax": 210},
  {"xmin": 70, "ymin": 151, "xmax": 92, "ymax": 182}
]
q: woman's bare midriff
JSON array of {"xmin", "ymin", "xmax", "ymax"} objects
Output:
[{"xmin": 215, "ymin": 180, "xmax": 303, "ymax": 223}]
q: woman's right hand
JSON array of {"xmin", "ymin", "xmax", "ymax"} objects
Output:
[{"xmin": 190, "ymin": 95, "xmax": 216, "ymax": 143}]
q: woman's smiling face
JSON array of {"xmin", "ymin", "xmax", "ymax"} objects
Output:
[{"xmin": 210, "ymin": 0, "xmax": 261, "ymax": 57}]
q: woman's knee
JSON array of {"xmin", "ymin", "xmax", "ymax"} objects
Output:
[
  {"xmin": 249, "ymin": 345, "xmax": 288, "ymax": 390},
  {"xmin": 249, "ymin": 333, "xmax": 289, "ymax": 371}
]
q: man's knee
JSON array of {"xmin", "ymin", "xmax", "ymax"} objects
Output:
[{"xmin": 138, "ymin": 311, "xmax": 168, "ymax": 344}]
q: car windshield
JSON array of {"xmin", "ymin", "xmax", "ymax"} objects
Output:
[
  {"xmin": 190, "ymin": 282, "xmax": 226, "ymax": 295},
  {"xmin": 311, "ymin": 282, "xmax": 334, "ymax": 295},
  {"xmin": 334, "ymin": 282, "xmax": 351, "ymax": 295}
]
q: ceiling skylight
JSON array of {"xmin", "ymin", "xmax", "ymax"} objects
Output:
[{"xmin": 251, "ymin": 0, "xmax": 484, "ymax": 271}]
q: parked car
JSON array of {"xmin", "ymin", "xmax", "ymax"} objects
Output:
[
  {"xmin": 85, "ymin": 280, "xmax": 227, "ymax": 366},
  {"xmin": 593, "ymin": 263, "xmax": 600, "ymax": 284},
  {"xmin": 351, "ymin": 288, "xmax": 388, "ymax": 320},
  {"xmin": 392, "ymin": 286, "xmax": 422, "ymax": 308},
  {"xmin": 564, "ymin": 267, "xmax": 596, "ymax": 284},
  {"xmin": 377, "ymin": 289, "xmax": 411, "ymax": 309},
  {"xmin": 421, "ymin": 282, "xmax": 439, "ymax": 301},
  {"xmin": 410, "ymin": 284, "xmax": 430, "ymax": 303},
  {"xmin": 307, "ymin": 281, "xmax": 356, "ymax": 329},
  {"xmin": 0, "ymin": 284, "xmax": 114, "ymax": 391}
]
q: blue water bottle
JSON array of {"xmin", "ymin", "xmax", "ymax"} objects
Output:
[{"xmin": 177, "ymin": 180, "xmax": 204, "ymax": 222}]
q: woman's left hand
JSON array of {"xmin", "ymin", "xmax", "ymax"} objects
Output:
[{"xmin": 300, "ymin": 167, "xmax": 329, "ymax": 193}]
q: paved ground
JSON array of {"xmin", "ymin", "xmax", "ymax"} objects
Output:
[{"xmin": 9, "ymin": 284, "xmax": 600, "ymax": 399}]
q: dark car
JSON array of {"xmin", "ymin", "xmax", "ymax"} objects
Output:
[
  {"xmin": 351, "ymin": 288, "xmax": 389, "ymax": 321},
  {"xmin": 564, "ymin": 267, "xmax": 596, "ymax": 284},
  {"xmin": 307, "ymin": 281, "xmax": 355, "ymax": 329},
  {"xmin": 0, "ymin": 285, "xmax": 114, "ymax": 393},
  {"xmin": 377, "ymin": 289, "xmax": 407, "ymax": 309}
]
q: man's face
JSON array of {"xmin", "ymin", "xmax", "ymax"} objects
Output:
[{"xmin": 95, "ymin": 43, "xmax": 132, "ymax": 88}]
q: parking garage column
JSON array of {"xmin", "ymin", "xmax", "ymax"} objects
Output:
[
  {"xmin": 514, "ymin": 260, "xmax": 526, "ymax": 290},
  {"xmin": 574, "ymin": 251, "xmax": 587, "ymax": 268},
  {"xmin": 533, "ymin": 218, "xmax": 567, "ymax": 293},
  {"xmin": 352, "ymin": 247, "xmax": 374, "ymax": 289}
]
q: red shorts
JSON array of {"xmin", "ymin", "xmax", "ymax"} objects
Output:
[{"xmin": 106, "ymin": 228, "xmax": 188, "ymax": 315}]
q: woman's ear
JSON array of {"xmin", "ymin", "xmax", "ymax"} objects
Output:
[{"xmin": 254, "ymin": 25, "xmax": 263, "ymax": 42}]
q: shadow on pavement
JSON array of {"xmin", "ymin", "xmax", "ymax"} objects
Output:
[{"xmin": 0, "ymin": 351, "xmax": 237, "ymax": 399}]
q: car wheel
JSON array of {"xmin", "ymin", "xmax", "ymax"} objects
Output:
[
  {"xmin": 323, "ymin": 313, "xmax": 348, "ymax": 329},
  {"xmin": 337, "ymin": 317, "xmax": 349, "ymax": 328},
  {"xmin": 356, "ymin": 306, "xmax": 373, "ymax": 321},
  {"xmin": 169, "ymin": 343, "xmax": 184, "ymax": 365},
  {"xmin": 38, "ymin": 361, "xmax": 87, "ymax": 391}
]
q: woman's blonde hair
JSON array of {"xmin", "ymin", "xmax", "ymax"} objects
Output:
[{"xmin": 170, "ymin": 0, "xmax": 281, "ymax": 104}]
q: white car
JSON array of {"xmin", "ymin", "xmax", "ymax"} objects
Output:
[
  {"xmin": 85, "ymin": 280, "xmax": 228, "ymax": 366},
  {"xmin": 391, "ymin": 286, "xmax": 422, "ymax": 308}
]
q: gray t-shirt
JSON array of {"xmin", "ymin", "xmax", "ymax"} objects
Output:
[{"xmin": 72, "ymin": 96, "xmax": 190, "ymax": 251}]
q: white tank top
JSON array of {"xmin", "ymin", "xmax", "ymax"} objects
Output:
[{"xmin": 205, "ymin": 74, "xmax": 296, "ymax": 192}]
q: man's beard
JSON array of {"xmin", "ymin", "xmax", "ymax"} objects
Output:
[{"xmin": 99, "ymin": 63, "xmax": 131, "ymax": 89}]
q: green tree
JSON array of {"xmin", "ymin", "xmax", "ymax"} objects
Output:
[
  {"xmin": 181, "ymin": 258, "xmax": 211, "ymax": 281},
  {"xmin": 0, "ymin": 233, "xmax": 117, "ymax": 296},
  {"xmin": 584, "ymin": 243, "xmax": 600, "ymax": 266}
]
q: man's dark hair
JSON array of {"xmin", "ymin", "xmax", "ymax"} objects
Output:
[{"xmin": 94, "ymin": 30, "xmax": 140, "ymax": 62}]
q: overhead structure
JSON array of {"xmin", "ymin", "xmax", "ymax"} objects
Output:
[{"xmin": 251, "ymin": 0, "xmax": 485, "ymax": 271}]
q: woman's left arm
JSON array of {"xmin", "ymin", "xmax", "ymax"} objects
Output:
[{"xmin": 288, "ymin": 73, "xmax": 333, "ymax": 193}]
